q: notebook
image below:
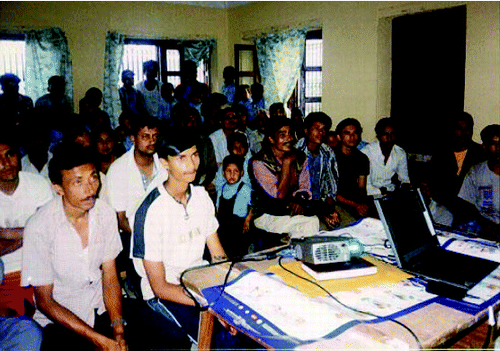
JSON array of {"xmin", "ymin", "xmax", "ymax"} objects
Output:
[{"xmin": 374, "ymin": 189, "xmax": 499, "ymax": 298}]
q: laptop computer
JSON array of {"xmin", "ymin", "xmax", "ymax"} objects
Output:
[{"xmin": 374, "ymin": 189, "xmax": 499, "ymax": 299}]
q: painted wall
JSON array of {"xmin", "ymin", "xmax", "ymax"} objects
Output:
[
  {"xmin": 1, "ymin": 1, "xmax": 498, "ymax": 142},
  {"xmin": 0, "ymin": 1, "xmax": 230, "ymax": 110},
  {"xmin": 229, "ymin": 1, "xmax": 500, "ymax": 142}
]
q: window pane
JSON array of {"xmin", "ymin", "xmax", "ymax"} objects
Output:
[
  {"xmin": 166, "ymin": 49, "xmax": 180, "ymax": 72},
  {"xmin": 167, "ymin": 76, "xmax": 181, "ymax": 88},
  {"xmin": 239, "ymin": 76, "xmax": 253, "ymax": 86},
  {"xmin": 305, "ymin": 102, "xmax": 322, "ymax": 116},
  {"xmin": 239, "ymin": 50, "xmax": 254, "ymax": 71},
  {"xmin": 122, "ymin": 44, "xmax": 157, "ymax": 85},
  {"xmin": 305, "ymin": 71, "xmax": 322, "ymax": 98},
  {"xmin": 305, "ymin": 39, "xmax": 322, "ymax": 67},
  {"xmin": 0, "ymin": 40, "xmax": 26, "ymax": 94}
]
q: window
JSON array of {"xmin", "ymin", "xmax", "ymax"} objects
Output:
[
  {"xmin": 299, "ymin": 30, "xmax": 323, "ymax": 116},
  {"xmin": 121, "ymin": 39, "xmax": 210, "ymax": 89},
  {"xmin": 235, "ymin": 44, "xmax": 259, "ymax": 86},
  {"xmin": 0, "ymin": 35, "xmax": 26, "ymax": 94}
]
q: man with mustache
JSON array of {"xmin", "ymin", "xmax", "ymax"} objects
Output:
[
  {"xmin": 22, "ymin": 143, "xmax": 126, "ymax": 350},
  {"xmin": 251, "ymin": 117, "xmax": 320, "ymax": 240}
]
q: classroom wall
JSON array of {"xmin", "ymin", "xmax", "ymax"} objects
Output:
[
  {"xmin": 1, "ymin": 1, "xmax": 498, "ymax": 143},
  {"xmin": 0, "ymin": 1, "xmax": 231, "ymax": 111},
  {"xmin": 228, "ymin": 1, "xmax": 500, "ymax": 142}
]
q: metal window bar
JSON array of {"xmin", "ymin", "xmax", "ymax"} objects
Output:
[{"xmin": 299, "ymin": 31, "xmax": 323, "ymax": 115}]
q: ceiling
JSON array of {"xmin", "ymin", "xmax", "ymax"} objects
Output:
[{"xmin": 167, "ymin": 1, "xmax": 253, "ymax": 9}]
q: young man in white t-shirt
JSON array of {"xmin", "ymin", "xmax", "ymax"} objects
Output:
[{"xmin": 132, "ymin": 133, "xmax": 254, "ymax": 348}]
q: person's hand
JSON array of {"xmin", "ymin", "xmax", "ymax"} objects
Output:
[
  {"xmin": 96, "ymin": 336, "xmax": 121, "ymax": 351},
  {"xmin": 282, "ymin": 151, "xmax": 298, "ymax": 168},
  {"xmin": 322, "ymin": 211, "xmax": 339, "ymax": 228},
  {"xmin": 243, "ymin": 219, "xmax": 251, "ymax": 233},
  {"xmin": 355, "ymin": 203, "xmax": 369, "ymax": 217},
  {"xmin": 114, "ymin": 331, "xmax": 127, "ymax": 351},
  {"xmin": 290, "ymin": 202, "xmax": 304, "ymax": 215}
]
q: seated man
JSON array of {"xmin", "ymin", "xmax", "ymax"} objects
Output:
[
  {"xmin": 456, "ymin": 124, "xmax": 500, "ymax": 241},
  {"xmin": 22, "ymin": 143, "xmax": 126, "ymax": 351},
  {"xmin": 334, "ymin": 118, "xmax": 372, "ymax": 218},
  {"xmin": 428, "ymin": 111, "xmax": 485, "ymax": 225},
  {"xmin": 251, "ymin": 117, "xmax": 320, "ymax": 239},
  {"xmin": 209, "ymin": 107, "xmax": 240, "ymax": 167},
  {"xmin": 361, "ymin": 118, "xmax": 410, "ymax": 196},
  {"xmin": 0, "ymin": 131, "xmax": 53, "ymax": 319},
  {"xmin": 296, "ymin": 112, "xmax": 355, "ymax": 228},
  {"xmin": 131, "ymin": 133, "xmax": 248, "ymax": 348}
]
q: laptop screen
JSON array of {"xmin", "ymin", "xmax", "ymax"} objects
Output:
[{"xmin": 375, "ymin": 189, "xmax": 439, "ymax": 268}]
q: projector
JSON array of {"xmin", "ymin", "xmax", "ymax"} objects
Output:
[{"xmin": 293, "ymin": 236, "xmax": 365, "ymax": 265}]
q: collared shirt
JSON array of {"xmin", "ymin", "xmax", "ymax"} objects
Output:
[
  {"xmin": 252, "ymin": 156, "xmax": 311, "ymax": 199},
  {"xmin": 0, "ymin": 172, "xmax": 53, "ymax": 274},
  {"xmin": 104, "ymin": 146, "xmax": 167, "ymax": 219},
  {"xmin": 20, "ymin": 152, "xmax": 53, "ymax": 181},
  {"xmin": 361, "ymin": 141, "xmax": 410, "ymax": 196},
  {"xmin": 209, "ymin": 129, "xmax": 230, "ymax": 165},
  {"xmin": 296, "ymin": 138, "xmax": 338, "ymax": 201},
  {"xmin": 131, "ymin": 185, "xmax": 218, "ymax": 300},
  {"xmin": 22, "ymin": 196, "xmax": 122, "ymax": 327}
]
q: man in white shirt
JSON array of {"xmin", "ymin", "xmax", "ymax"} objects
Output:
[
  {"xmin": 361, "ymin": 118, "xmax": 410, "ymax": 196},
  {"xmin": 0, "ymin": 133, "xmax": 53, "ymax": 317},
  {"xmin": 209, "ymin": 107, "xmax": 239, "ymax": 166},
  {"xmin": 22, "ymin": 143, "xmax": 126, "ymax": 351},
  {"xmin": 136, "ymin": 60, "xmax": 163, "ymax": 119}
]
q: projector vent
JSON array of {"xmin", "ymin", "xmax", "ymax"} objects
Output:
[{"xmin": 314, "ymin": 243, "xmax": 345, "ymax": 263}]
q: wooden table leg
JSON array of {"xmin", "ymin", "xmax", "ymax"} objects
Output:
[{"xmin": 197, "ymin": 309, "xmax": 215, "ymax": 350}]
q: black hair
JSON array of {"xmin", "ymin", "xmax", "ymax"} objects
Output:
[
  {"xmin": 49, "ymin": 142, "xmax": 97, "ymax": 185},
  {"xmin": 303, "ymin": 112, "xmax": 332, "ymax": 131},
  {"xmin": 269, "ymin": 103, "xmax": 285, "ymax": 117},
  {"xmin": 218, "ymin": 106, "xmax": 238, "ymax": 122},
  {"xmin": 131, "ymin": 115, "xmax": 160, "ymax": 137},
  {"xmin": 452, "ymin": 111, "xmax": 474, "ymax": 130},
  {"xmin": 336, "ymin": 118, "xmax": 363, "ymax": 135},
  {"xmin": 0, "ymin": 73, "xmax": 20, "ymax": 86},
  {"xmin": 265, "ymin": 116, "xmax": 293, "ymax": 141},
  {"xmin": 121, "ymin": 70, "xmax": 134, "ymax": 80},
  {"xmin": 48, "ymin": 75, "xmax": 65, "ymax": 87},
  {"xmin": 157, "ymin": 128, "xmax": 198, "ymax": 159},
  {"xmin": 85, "ymin": 87, "xmax": 103, "ymax": 100},
  {"xmin": 143, "ymin": 60, "xmax": 159, "ymax": 73},
  {"xmin": 223, "ymin": 154, "xmax": 244, "ymax": 172},
  {"xmin": 0, "ymin": 129, "xmax": 20, "ymax": 157},
  {"xmin": 375, "ymin": 117, "xmax": 395, "ymax": 137},
  {"xmin": 480, "ymin": 124, "xmax": 500, "ymax": 145},
  {"xmin": 227, "ymin": 131, "xmax": 248, "ymax": 153}
]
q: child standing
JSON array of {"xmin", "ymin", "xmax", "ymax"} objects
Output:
[{"xmin": 216, "ymin": 155, "xmax": 253, "ymax": 258}]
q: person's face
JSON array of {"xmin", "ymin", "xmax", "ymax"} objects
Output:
[
  {"xmin": 133, "ymin": 127, "xmax": 159, "ymax": 155},
  {"xmin": 222, "ymin": 112, "xmax": 238, "ymax": 132},
  {"xmin": 122, "ymin": 75, "xmax": 134, "ymax": 88},
  {"xmin": 378, "ymin": 125, "xmax": 396, "ymax": 149},
  {"xmin": 453, "ymin": 120, "xmax": 473, "ymax": 147},
  {"xmin": 0, "ymin": 143, "xmax": 20, "ymax": 183},
  {"xmin": 162, "ymin": 146, "xmax": 200, "ymax": 184},
  {"xmin": 327, "ymin": 134, "xmax": 338, "ymax": 149},
  {"xmin": 184, "ymin": 114, "xmax": 199, "ymax": 129},
  {"xmin": 53, "ymin": 163, "xmax": 100, "ymax": 213},
  {"xmin": 270, "ymin": 126, "xmax": 294, "ymax": 153},
  {"xmin": 305, "ymin": 121, "xmax": 327, "ymax": 145},
  {"xmin": 339, "ymin": 125, "xmax": 360, "ymax": 149},
  {"xmin": 224, "ymin": 163, "xmax": 243, "ymax": 185},
  {"xmin": 75, "ymin": 134, "xmax": 91, "ymax": 148},
  {"xmin": 96, "ymin": 131, "xmax": 114, "ymax": 156},
  {"xmin": 231, "ymin": 141, "xmax": 247, "ymax": 157},
  {"xmin": 484, "ymin": 135, "xmax": 500, "ymax": 162},
  {"xmin": 272, "ymin": 108, "xmax": 286, "ymax": 119}
]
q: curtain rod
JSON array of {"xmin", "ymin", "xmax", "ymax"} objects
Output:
[{"xmin": 241, "ymin": 20, "xmax": 322, "ymax": 41}]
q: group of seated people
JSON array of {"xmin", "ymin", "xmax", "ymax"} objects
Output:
[{"xmin": 0, "ymin": 60, "xmax": 499, "ymax": 350}]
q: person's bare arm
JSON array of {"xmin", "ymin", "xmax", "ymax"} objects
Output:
[
  {"xmin": 0, "ymin": 228, "xmax": 24, "ymax": 256},
  {"xmin": 102, "ymin": 259, "xmax": 127, "ymax": 351},
  {"xmin": 243, "ymin": 209, "xmax": 254, "ymax": 234},
  {"xmin": 206, "ymin": 231, "xmax": 227, "ymax": 262},
  {"xmin": 116, "ymin": 212, "xmax": 131, "ymax": 234},
  {"xmin": 276, "ymin": 153, "xmax": 296, "ymax": 199},
  {"xmin": 143, "ymin": 260, "xmax": 196, "ymax": 306},
  {"xmin": 34, "ymin": 285, "xmax": 121, "ymax": 351}
]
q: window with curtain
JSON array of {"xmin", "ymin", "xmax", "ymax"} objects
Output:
[
  {"xmin": 0, "ymin": 28, "xmax": 73, "ymax": 104},
  {"xmin": 299, "ymin": 30, "xmax": 323, "ymax": 116},
  {"xmin": 121, "ymin": 39, "xmax": 210, "ymax": 89}
]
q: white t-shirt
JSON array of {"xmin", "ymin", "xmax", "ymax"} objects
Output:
[
  {"xmin": 104, "ymin": 147, "xmax": 167, "ymax": 219},
  {"xmin": 131, "ymin": 184, "xmax": 219, "ymax": 300},
  {"xmin": 20, "ymin": 152, "xmax": 52, "ymax": 180},
  {"xmin": 0, "ymin": 172, "xmax": 53, "ymax": 273},
  {"xmin": 458, "ymin": 161, "xmax": 500, "ymax": 224},
  {"xmin": 361, "ymin": 141, "xmax": 410, "ymax": 196},
  {"xmin": 136, "ymin": 80, "xmax": 163, "ymax": 118}
]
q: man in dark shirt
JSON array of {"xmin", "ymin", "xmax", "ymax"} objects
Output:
[{"xmin": 334, "ymin": 118, "xmax": 372, "ymax": 218}]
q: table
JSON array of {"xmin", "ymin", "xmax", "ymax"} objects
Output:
[{"xmin": 182, "ymin": 257, "xmax": 500, "ymax": 350}]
